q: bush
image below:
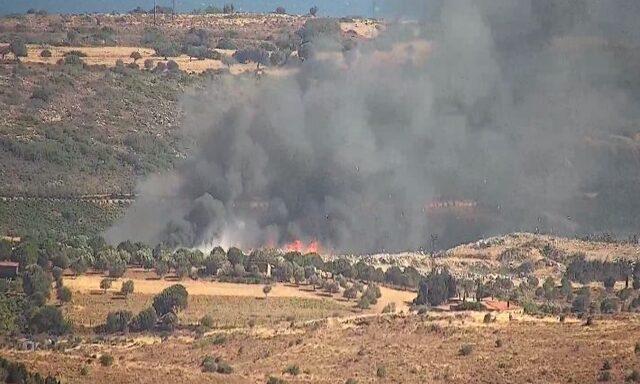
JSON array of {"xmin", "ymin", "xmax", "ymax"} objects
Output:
[
  {"xmin": 376, "ymin": 366, "xmax": 387, "ymax": 378},
  {"xmin": 602, "ymin": 360, "xmax": 612, "ymax": 371},
  {"xmin": 40, "ymin": 49, "xmax": 52, "ymax": 58},
  {"xmin": 453, "ymin": 301, "xmax": 487, "ymax": 311},
  {"xmin": 57, "ymin": 286, "xmax": 72, "ymax": 304},
  {"xmin": 458, "ymin": 344, "xmax": 473, "ymax": 356},
  {"xmin": 275, "ymin": 7, "xmax": 286, "ymax": 14},
  {"xmin": 100, "ymin": 278, "xmax": 113, "ymax": 293},
  {"xmin": 343, "ymin": 286, "xmax": 357, "ymax": 300},
  {"xmin": 153, "ymin": 284, "xmax": 188, "ymax": 316},
  {"xmin": 483, "ymin": 313, "xmax": 493, "ymax": 323},
  {"xmin": 600, "ymin": 297, "xmax": 619, "ymax": 314},
  {"xmin": 29, "ymin": 305, "xmax": 70, "ymax": 335},
  {"xmin": 31, "ymin": 85, "xmax": 54, "ymax": 102},
  {"xmin": 104, "ymin": 310, "xmax": 132, "ymax": 333},
  {"xmin": 357, "ymin": 296, "xmax": 370, "ymax": 310},
  {"xmin": 283, "ymin": 364, "xmax": 300, "ymax": 376},
  {"xmin": 120, "ymin": 280, "xmax": 134, "ymax": 297},
  {"xmin": 268, "ymin": 377, "xmax": 288, "ymax": 384},
  {"xmin": 495, "ymin": 339, "xmax": 503, "ymax": 348},
  {"xmin": 598, "ymin": 371, "xmax": 612, "ymax": 382},
  {"xmin": 63, "ymin": 54, "xmax": 83, "ymax": 66},
  {"xmin": 166, "ymin": 60, "xmax": 179, "ymax": 72},
  {"xmin": 64, "ymin": 50, "xmax": 87, "ymax": 57},
  {"xmin": 627, "ymin": 370, "xmax": 640, "ymax": 382},
  {"xmin": 216, "ymin": 38, "xmax": 237, "ymax": 50},
  {"xmin": 99, "ymin": 354, "xmax": 114, "ymax": 367},
  {"xmin": 635, "ymin": 342, "xmax": 640, "ymax": 355},
  {"xmin": 382, "ymin": 302, "xmax": 396, "ymax": 313},
  {"xmin": 130, "ymin": 307, "xmax": 157, "ymax": 332},
  {"xmin": 130, "ymin": 51, "xmax": 142, "ymax": 61},
  {"xmin": 9, "ymin": 40, "xmax": 28, "ymax": 59},
  {"xmin": 143, "ymin": 58, "xmax": 154, "ymax": 69},
  {"xmin": 200, "ymin": 314, "xmax": 214, "ymax": 329},
  {"xmin": 202, "ymin": 356, "xmax": 233, "ymax": 374}
]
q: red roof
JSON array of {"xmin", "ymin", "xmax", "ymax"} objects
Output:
[{"xmin": 0, "ymin": 261, "xmax": 19, "ymax": 267}]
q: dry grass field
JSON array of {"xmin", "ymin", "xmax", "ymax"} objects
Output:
[
  {"xmin": 64, "ymin": 292, "xmax": 354, "ymax": 329},
  {"xmin": 4, "ymin": 313, "xmax": 639, "ymax": 384},
  {"xmin": 22, "ymin": 44, "xmax": 292, "ymax": 74}
]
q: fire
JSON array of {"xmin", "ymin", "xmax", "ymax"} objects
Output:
[{"xmin": 283, "ymin": 239, "xmax": 320, "ymax": 254}]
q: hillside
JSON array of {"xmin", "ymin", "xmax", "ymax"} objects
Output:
[{"xmin": 343, "ymin": 232, "xmax": 640, "ymax": 281}]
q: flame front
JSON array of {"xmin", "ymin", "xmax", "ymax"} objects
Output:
[{"xmin": 283, "ymin": 239, "xmax": 320, "ymax": 254}]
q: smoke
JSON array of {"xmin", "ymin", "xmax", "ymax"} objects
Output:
[{"xmin": 106, "ymin": 0, "xmax": 640, "ymax": 252}]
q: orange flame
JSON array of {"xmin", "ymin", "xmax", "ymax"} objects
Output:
[{"xmin": 283, "ymin": 239, "xmax": 320, "ymax": 254}]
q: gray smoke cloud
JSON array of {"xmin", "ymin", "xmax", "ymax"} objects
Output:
[{"xmin": 106, "ymin": 0, "xmax": 640, "ymax": 252}]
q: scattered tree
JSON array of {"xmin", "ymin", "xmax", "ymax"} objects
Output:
[
  {"xmin": 263, "ymin": 284, "xmax": 272, "ymax": 299},
  {"xmin": 120, "ymin": 280, "xmax": 134, "ymax": 297},
  {"xmin": 100, "ymin": 278, "xmax": 113, "ymax": 294},
  {"xmin": 130, "ymin": 51, "xmax": 142, "ymax": 62},
  {"xmin": 152, "ymin": 284, "xmax": 188, "ymax": 316}
]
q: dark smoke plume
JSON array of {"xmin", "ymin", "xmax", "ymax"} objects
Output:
[{"xmin": 106, "ymin": 0, "xmax": 640, "ymax": 252}]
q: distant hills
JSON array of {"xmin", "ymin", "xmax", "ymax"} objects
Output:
[{"xmin": 0, "ymin": 0, "xmax": 376, "ymax": 17}]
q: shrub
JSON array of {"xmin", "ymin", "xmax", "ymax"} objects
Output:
[
  {"xmin": 275, "ymin": 7, "xmax": 286, "ymax": 14},
  {"xmin": 635, "ymin": 342, "xmax": 640, "ymax": 355},
  {"xmin": 9, "ymin": 40, "xmax": 28, "ymax": 59},
  {"xmin": 345, "ymin": 380, "xmax": 357, "ymax": 384},
  {"xmin": 130, "ymin": 51, "xmax": 142, "ymax": 61},
  {"xmin": 40, "ymin": 49, "xmax": 52, "ymax": 58},
  {"xmin": 600, "ymin": 297, "xmax": 619, "ymax": 314},
  {"xmin": 376, "ymin": 366, "xmax": 387, "ymax": 378},
  {"xmin": 453, "ymin": 301, "xmax": 487, "ymax": 311},
  {"xmin": 99, "ymin": 354, "xmax": 114, "ymax": 367},
  {"xmin": 627, "ymin": 370, "xmax": 640, "ymax": 382},
  {"xmin": 166, "ymin": 60, "xmax": 179, "ymax": 72},
  {"xmin": 57, "ymin": 286, "xmax": 72, "ymax": 304},
  {"xmin": 100, "ymin": 278, "xmax": 112, "ymax": 293},
  {"xmin": 310, "ymin": 6, "xmax": 318, "ymax": 16},
  {"xmin": 130, "ymin": 307, "xmax": 157, "ymax": 332},
  {"xmin": 602, "ymin": 360, "xmax": 612, "ymax": 371},
  {"xmin": 63, "ymin": 54, "xmax": 83, "ymax": 66},
  {"xmin": 200, "ymin": 314, "xmax": 214, "ymax": 329},
  {"xmin": 357, "ymin": 296, "xmax": 370, "ymax": 310},
  {"xmin": 483, "ymin": 313, "xmax": 493, "ymax": 323},
  {"xmin": 267, "ymin": 376, "xmax": 287, "ymax": 384},
  {"xmin": 382, "ymin": 302, "xmax": 396, "ymax": 313},
  {"xmin": 343, "ymin": 286, "xmax": 357, "ymax": 300},
  {"xmin": 598, "ymin": 371, "xmax": 612, "ymax": 382},
  {"xmin": 459, "ymin": 344, "xmax": 473, "ymax": 356},
  {"xmin": 143, "ymin": 58, "xmax": 154, "ymax": 69},
  {"xmin": 104, "ymin": 310, "xmax": 133, "ymax": 333},
  {"xmin": 202, "ymin": 356, "xmax": 233, "ymax": 374},
  {"xmin": 64, "ymin": 50, "xmax": 87, "ymax": 57},
  {"xmin": 80, "ymin": 366, "xmax": 89, "ymax": 376},
  {"xmin": 216, "ymin": 38, "xmax": 237, "ymax": 50},
  {"xmin": 263, "ymin": 285, "xmax": 272, "ymax": 298},
  {"xmin": 603, "ymin": 276, "xmax": 616, "ymax": 290},
  {"xmin": 30, "ymin": 85, "xmax": 54, "ymax": 102},
  {"xmin": 152, "ymin": 284, "xmax": 188, "ymax": 316},
  {"xmin": 29, "ymin": 305, "xmax": 70, "ymax": 335},
  {"xmin": 120, "ymin": 280, "xmax": 134, "ymax": 297},
  {"xmin": 284, "ymin": 364, "xmax": 300, "ymax": 376},
  {"xmin": 159, "ymin": 312, "xmax": 179, "ymax": 331}
]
